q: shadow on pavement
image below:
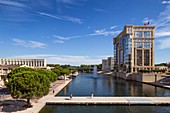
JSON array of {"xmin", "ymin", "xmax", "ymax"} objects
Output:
[{"xmin": 0, "ymin": 99, "xmax": 27, "ymax": 112}]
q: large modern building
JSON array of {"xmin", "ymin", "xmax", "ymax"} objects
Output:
[
  {"xmin": 113, "ymin": 25, "xmax": 155, "ymax": 73},
  {"xmin": 0, "ymin": 58, "xmax": 47, "ymax": 75},
  {"xmin": 102, "ymin": 57, "xmax": 114, "ymax": 72}
]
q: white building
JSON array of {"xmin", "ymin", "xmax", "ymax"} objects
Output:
[{"xmin": 0, "ymin": 58, "xmax": 47, "ymax": 75}]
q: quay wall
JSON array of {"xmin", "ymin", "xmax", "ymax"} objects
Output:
[{"xmin": 112, "ymin": 72, "xmax": 170, "ymax": 89}]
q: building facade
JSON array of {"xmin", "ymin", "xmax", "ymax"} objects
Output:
[
  {"xmin": 108, "ymin": 57, "xmax": 114, "ymax": 71},
  {"xmin": 102, "ymin": 57, "xmax": 114, "ymax": 72},
  {"xmin": 113, "ymin": 25, "xmax": 155, "ymax": 73},
  {"xmin": 102, "ymin": 59, "xmax": 108, "ymax": 71},
  {"xmin": 0, "ymin": 58, "xmax": 47, "ymax": 75}
]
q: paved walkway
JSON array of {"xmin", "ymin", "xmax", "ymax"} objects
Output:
[
  {"xmin": 47, "ymin": 97, "xmax": 170, "ymax": 105},
  {"xmin": 1, "ymin": 79, "xmax": 72, "ymax": 113}
]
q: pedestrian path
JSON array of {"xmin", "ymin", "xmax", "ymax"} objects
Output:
[
  {"xmin": 14, "ymin": 79, "xmax": 72, "ymax": 113},
  {"xmin": 46, "ymin": 96, "xmax": 170, "ymax": 105}
]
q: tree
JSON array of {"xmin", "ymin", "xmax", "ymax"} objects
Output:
[
  {"xmin": 7, "ymin": 67, "xmax": 34, "ymax": 78},
  {"xmin": 52, "ymin": 66, "xmax": 62, "ymax": 76},
  {"xmin": 61, "ymin": 69, "xmax": 70, "ymax": 75},
  {"xmin": 6, "ymin": 68, "xmax": 50, "ymax": 107},
  {"xmin": 36, "ymin": 69, "xmax": 58, "ymax": 82},
  {"xmin": 97, "ymin": 64, "xmax": 102, "ymax": 71}
]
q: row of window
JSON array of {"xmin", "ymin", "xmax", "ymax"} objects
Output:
[
  {"xmin": 0, "ymin": 61, "xmax": 45, "ymax": 66},
  {"xmin": 134, "ymin": 28, "xmax": 153, "ymax": 31},
  {"xmin": 134, "ymin": 42, "xmax": 152, "ymax": 48},
  {"xmin": 134, "ymin": 31, "xmax": 152, "ymax": 38}
]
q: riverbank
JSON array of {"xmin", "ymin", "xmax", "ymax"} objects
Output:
[
  {"xmin": 111, "ymin": 72, "xmax": 170, "ymax": 89},
  {"xmin": 0, "ymin": 79, "xmax": 72, "ymax": 113}
]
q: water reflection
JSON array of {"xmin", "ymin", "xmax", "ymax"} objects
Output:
[
  {"xmin": 40, "ymin": 105, "xmax": 170, "ymax": 113},
  {"xmin": 57, "ymin": 74, "xmax": 170, "ymax": 97}
]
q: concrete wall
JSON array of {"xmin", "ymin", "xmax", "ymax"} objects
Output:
[{"xmin": 114, "ymin": 72, "xmax": 165, "ymax": 83}]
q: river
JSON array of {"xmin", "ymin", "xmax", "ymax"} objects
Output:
[{"xmin": 39, "ymin": 74, "xmax": 170, "ymax": 113}]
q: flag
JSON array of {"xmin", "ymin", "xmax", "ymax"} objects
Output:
[{"xmin": 144, "ymin": 22, "xmax": 150, "ymax": 26}]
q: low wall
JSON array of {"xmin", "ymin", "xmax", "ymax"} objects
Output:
[{"xmin": 114, "ymin": 72, "xmax": 167, "ymax": 85}]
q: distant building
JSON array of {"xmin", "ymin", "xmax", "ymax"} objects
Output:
[
  {"xmin": 0, "ymin": 58, "xmax": 47, "ymax": 75},
  {"xmin": 167, "ymin": 62, "xmax": 170, "ymax": 65},
  {"xmin": 102, "ymin": 59, "xmax": 108, "ymax": 71},
  {"xmin": 155, "ymin": 66, "xmax": 168, "ymax": 71},
  {"xmin": 108, "ymin": 57, "xmax": 114, "ymax": 71},
  {"xmin": 113, "ymin": 25, "xmax": 155, "ymax": 73},
  {"xmin": 102, "ymin": 57, "xmax": 114, "ymax": 72}
]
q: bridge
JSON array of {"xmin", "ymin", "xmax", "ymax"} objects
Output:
[
  {"xmin": 46, "ymin": 97, "xmax": 170, "ymax": 105},
  {"xmin": 70, "ymin": 67, "xmax": 94, "ymax": 73}
]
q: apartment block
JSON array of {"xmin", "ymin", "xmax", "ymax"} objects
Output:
[{"xmin": 113, "ymin": 25, "xmax": 155, "ymax": 73}]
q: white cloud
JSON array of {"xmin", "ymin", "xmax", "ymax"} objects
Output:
[
  {"xmin": 162, "ymin": 1, "xmax": 170, "ymax": 4},
  {"xmin": 54, "ymin": 40, "xmax": 65, "ymax": 44},
  {"xmin": 37, "ymin": 12, "xmax": 82, "ymax": 24},
  {"xmin": 143, "ymin": 4, "xmax": 170, "ymax": 49},
  {"xmin": 53, "ymin": 35, "xmax": 81, "ymax": 43},
  {"xmin": 93, "ymin": 29, "xmax": 121, "ymax": 36},
  {"xmin": 53, "ymin": 35, "xmax": 70, "ymax": 40},
  {"xmin": 155, "ymin": 31, "xmax": 170, "ymax": 37},
  {"xmin": 0, "ymin": 0, "xmax": 27, "ymax": 8},
  {"xmin": 152, "ymin": 5, "xmax": 170, "ymax": 37},
  {"xmin": 52, "ymin": 27, "xmax": 121, "ymax": 44},
  {"xmin": 11, "ymin": 54, "xmax": 105, "ymax": 66},
  {"xmin": 110, "ymin": 26, "xmax": 118, "ymax": 29},
  {"xmin": 56, "ymin": 0, "xmax": 87, "ymax": 5},
  {"xmin": 158, "ymin": 37, "xmax": 170, "ymax": 49},
  {"xmin": 12, "ymin": 38, "xmax": 46, "ymax": 48}
]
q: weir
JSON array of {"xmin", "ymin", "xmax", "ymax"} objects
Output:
[{"xmin": 46, "ymin": 97, "xmax": 170, "ymax": 105}]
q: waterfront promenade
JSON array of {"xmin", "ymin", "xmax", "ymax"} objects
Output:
[
  {"xmin": 1, "ymin": 79, "xmax": 72, "ymax": 113},
  {"xmin": 47, "ymin": 96, "xmax": 170, "ymax": 105}
]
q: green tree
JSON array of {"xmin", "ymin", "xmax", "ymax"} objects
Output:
[
  {"xmin": 52, "ymin": 66, "xmax": 62, "ymax": 76},
  {"xmin": 7, "ymin": 67, "xmax": 34, "ymax": 78},
  {"xmin": 97, "ymin": 64, "xmax": 102, "ymax": 71},
  {"xmin": 6, "ymin": 68, "xmax": 50, "ymax": 107},
  {"xmin": 36, "ymin": 69, "xmax": 58, "ymax": 82},
  {"xmin": 61, "ymin": 69, "xmax": 70, "ymax": 75}
]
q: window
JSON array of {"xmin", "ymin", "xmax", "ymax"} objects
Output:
[
  {"xmin": 128, "ymin": 27, "xmax": 132, "ymax": 33},
  {"xmin": 137, "ymin": 50, "xmax": 142, "ymax": 66},
  {"xmin": 135, "ymin": 32, "xmax": 142, "ymax": 38},
  {"xmin": 135, "ymin": 42, "xmax": 143, "ymax": 48},
  {"xmin": 144, "ymin": 42, "xmax": 151, "ymax": 48},
  {"xmin": 144, "ymin": 31, "xmax": 151, "ymax": 38},
  {"xmin": 144, "ymin": 50, "xmax": 150, "ymax": 66}
]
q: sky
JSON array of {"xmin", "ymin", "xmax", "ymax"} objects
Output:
[{"xmin": 0, "ymin": 0, "xmax": 170, "ymax": 66}]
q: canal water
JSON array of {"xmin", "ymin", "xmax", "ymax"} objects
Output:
[{"xmin": 40, "ymin": 74, "xmax": 170, "ymax": 113}]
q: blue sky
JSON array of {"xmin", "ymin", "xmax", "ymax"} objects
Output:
[{"xmin": 0, "ymin": 0, "xmax": 170, "ymax": 65}]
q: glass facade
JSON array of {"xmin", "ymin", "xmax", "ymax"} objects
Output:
[{"xmin": 123, "ymin": 35, "xmax": 132, "ymax": 72}]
